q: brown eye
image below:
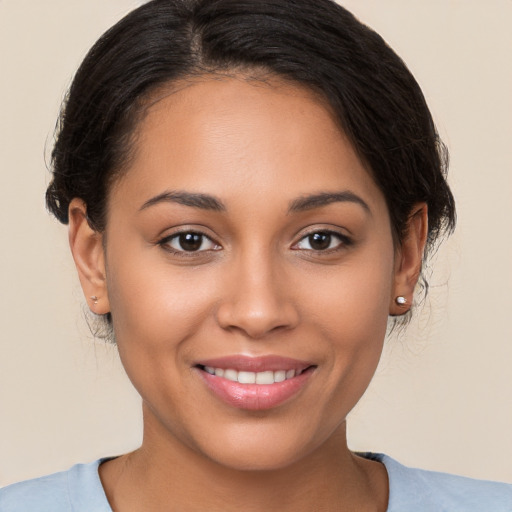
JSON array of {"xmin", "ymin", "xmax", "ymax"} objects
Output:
[
  {"xmin": 162, "ymin": 232, "xmax": 220, "ymax": 253},
  {"xmin": 308, "ymin": 232, "xmax": 332, "ymax": 250},
  {"xmin": 178, "ymin": 233, "xmax": 203, "ymax": 251},
  {"xmin": 294, "ymin": 230, "xmax": 351, "ymax": 252}
]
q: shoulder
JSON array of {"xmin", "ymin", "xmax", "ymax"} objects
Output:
[
  {"xmin": 0, "ymin": 459, "xmax": 111, "ymax": 512},
  {"xmin": 0, "ymin": 469, "xmax": 71, "ymax": 512},
  {"xmin": 367, "ymin": 453, "xmax": 512, "ymax": 512}
]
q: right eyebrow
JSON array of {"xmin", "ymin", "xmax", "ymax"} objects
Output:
[
  {"xmin": 139, "ymin": 190, "xmax": 226, "ymax": 212},
  {"xmin": 287, "ymin": 191, "xmax": 371, "ymax": 215}
]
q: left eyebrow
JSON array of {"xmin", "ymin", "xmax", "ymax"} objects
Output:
[
  {"xmin": 288, "ymin": 191, "xmax": 371, "ymax": 214},
  {"xmin": 139, "ymin": 190, "xmax": 226, "ymax": 212}
]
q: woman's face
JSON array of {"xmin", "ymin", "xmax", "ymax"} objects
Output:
[{"xmin": 90, "ymin": 77, "xmax": 404, "ymax": 470}]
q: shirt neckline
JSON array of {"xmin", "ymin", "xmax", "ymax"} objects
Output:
[{"xmin": 80, "ymin": 453, "xmax": 394, "ymax": 512}]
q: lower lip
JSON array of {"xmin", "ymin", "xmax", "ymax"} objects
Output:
[{"xmin": 198, "ymin": 368, "xmax": 313, "ymax": 411}]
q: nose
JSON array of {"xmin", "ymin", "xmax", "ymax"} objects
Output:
[{"xmin": 215, "ymin": 251, "xmax": 300, "ymax": 339}]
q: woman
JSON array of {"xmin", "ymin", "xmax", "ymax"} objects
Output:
[{"xmin": 1, "ymin": 0, "xmax": 511, "ymax": 510}]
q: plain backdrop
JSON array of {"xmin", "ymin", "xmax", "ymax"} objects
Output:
[{"xmin": 1, "ymin": 0, "xmax": 511, "ymax": 486}]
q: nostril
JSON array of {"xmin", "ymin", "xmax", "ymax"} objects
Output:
[{"xmin": 215, "ymin": 298, "xmax": 300, "ymax": 339}]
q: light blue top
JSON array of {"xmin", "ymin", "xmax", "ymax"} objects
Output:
[{"xmin": 1, "ymin": 453, "xmax": 511, "ymax": 511}]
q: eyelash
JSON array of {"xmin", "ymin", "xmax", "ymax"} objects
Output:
[
  {"xmin": 292, "ymin": 230, "xmax": 353, "ymax": 254},
  {"xmin": 158, "ymin": 230, "xmax": 221, "ymax": 256},
  {"xmin": 158, "ymin": 229, "xmax": 352, "ymax": 256}
]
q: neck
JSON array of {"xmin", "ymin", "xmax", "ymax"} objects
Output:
[{"xmin": 100, "ymin": 405, "xmax": 388, "ymax": 512}]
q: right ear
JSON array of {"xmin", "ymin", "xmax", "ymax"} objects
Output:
[{"xmin": 68, "ymin": 198, "xmax": 110, "ymax": 314}]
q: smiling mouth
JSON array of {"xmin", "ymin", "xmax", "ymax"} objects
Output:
[
  {"xmin": 195, "ymin": 356, "xmax": 316, "ymax": 410},
  {"xmin": 198, "ymin": 366, "xmax": 312, "ymax": 385}
]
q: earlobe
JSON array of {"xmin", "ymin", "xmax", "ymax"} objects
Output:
[
  {"xmin": 390, "ymin": 203, "xmax": 428, "ymax": 315},
  {"xmin": 68, "ymin": 199, "xmax": 110, "ymax": 314}
]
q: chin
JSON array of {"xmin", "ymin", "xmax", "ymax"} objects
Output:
[
  {"xmin": 208, "ymin": 446, "xmax": 305, "ymax": 473},
  {"xmin": 192, "ymin": 421, "xmax": 327, "ymax": 473}
]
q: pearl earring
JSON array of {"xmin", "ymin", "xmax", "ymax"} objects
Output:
[
  {"xmin": 90, "ymin": 296, "xmax": 99, "ymax": 305},
  {"xmin": 395, "ymin": 296, "xmax": 407, "ymax": 306}
]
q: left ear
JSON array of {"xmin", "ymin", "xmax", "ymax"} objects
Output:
[
  {"xmin": 390, "ymin": 203, "xmax": 428, "ymax": 315},
  {"xmin": 68, "ymin": 198, "xmax": 110, "ymax": 315}
]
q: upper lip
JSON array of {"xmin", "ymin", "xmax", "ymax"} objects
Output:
[{"xmin": 195, "ymin": 355, "xmax": 314, "ymax": 373}]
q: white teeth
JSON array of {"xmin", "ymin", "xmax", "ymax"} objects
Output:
[
  {"xmin": 255, "ymin": 371, "xmax": 274, "ymax": 385},
  {"xmin": 238, "ymin": 371, "xmax": 256, "ymax": 384},
  {"xmin": 203, "ymin": 367, "xmax": 304, "ymax": 384},
  {"xmin": 224, "ymin": 369, "xmax": 238, "ymax": 381},
  {"xmin": 274, "ymin": 370, "xmax": 286, "ymax": 383}
]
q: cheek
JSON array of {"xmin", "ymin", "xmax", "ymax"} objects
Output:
[
  {"xmin": 308, "ymin": 254, "xmax": 394, "ymax": 341},
  {"xmin": 105, "ymin": 247, "xmax": 219, "ymax": 354},
  {"xmin": 104, "ymin": 252, "xmax": 220, "ymax": 421},
  {"xmin": 304, "ymin": 250, "xmax": 394, "ymax": 401}
]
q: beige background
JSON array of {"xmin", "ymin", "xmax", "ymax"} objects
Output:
[{"xmin": 1, "ymin": 0, "xmax": 511, "ymax": 486}]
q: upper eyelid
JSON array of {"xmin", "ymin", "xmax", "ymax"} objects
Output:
[
  {"xmin": 158, "ymin": 226, "xmax": 218, "ymax": 242},
  {"xmin": 295, "ymin": 226, "xmax": 351, "ymax": 241},
  {"xmin": 292, "ymin": 228, "xmax": 352, "ymax": 250},
  {"xmin": 158, "ymin": 232, "xmax": 221, "ymax": 258},
  {"xmin": 158, "ymin": 229, "xmax": 220, "ymax": 250}
]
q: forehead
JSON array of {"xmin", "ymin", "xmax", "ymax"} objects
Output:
[{"xmin": 112, "ymin": 76, "xmax": 387, "ymax": 215}]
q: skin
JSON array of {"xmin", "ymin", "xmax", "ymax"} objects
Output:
[{"xmin": 69, "ymin": 77, "xmax": 427, "ymax": 511}]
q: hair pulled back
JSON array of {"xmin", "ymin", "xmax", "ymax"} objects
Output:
[{"xmin": 47, "ymin": 0, "xmax": 455, "ymax": 253}]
